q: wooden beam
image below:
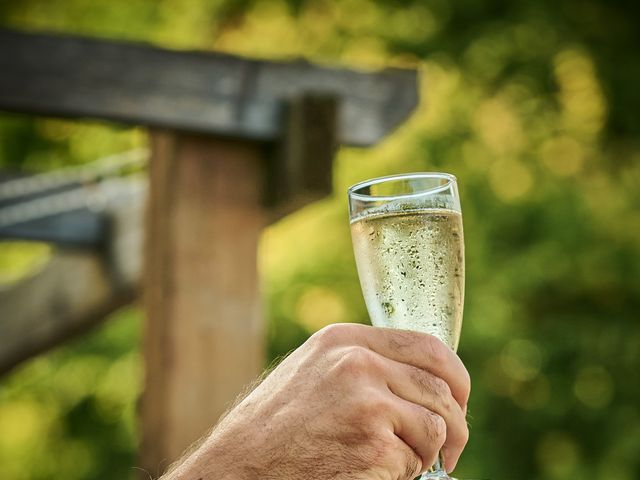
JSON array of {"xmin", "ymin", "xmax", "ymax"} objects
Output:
[
  {"xmin": 0, "ymin": 209, "xmax": 107, "ymax": 247},
  {"xmin": 0, "ymin": 29, "xmax": 418, "ymax": 147},
  {"xmin": 0, "ymin": 197, "xmax": 142, "ymax": 375},
  {"xmin": 140, "ymin": 131, "xmax": 265, "ymax": 476},
  {"xmin": 0, "ymin": 176, "xmax": 145, "ymax": 248},
  {"xmin": 276, "ymin": 94, "xmax": 338, "ymax": 200},
  {"xmin": 0, "ymin": 252, "xmax": 135, "ymax": 375}
]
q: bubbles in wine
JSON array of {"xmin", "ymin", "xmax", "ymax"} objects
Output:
[{"xmin": 351, "ymin": 208, "xmax": 464, "ymax": 350}]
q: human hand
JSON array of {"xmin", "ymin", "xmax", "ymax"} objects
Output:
[{"xmin": 165, "ymin": 323, "xmax": 470, "ymax": 480}]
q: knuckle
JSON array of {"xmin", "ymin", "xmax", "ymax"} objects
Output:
[
  {"xmin": 361, "ymin": 392, "xmax": 393, "ymax": 417},
  {"xmin": 425, "ymin": 335, "xmax": 449, "ymax": 365},
  {"xmin": 413, "ymin": 368, "xmax": 453, "ymax": 403},
  {"xmin": 431, "ymin": 375, "xmax": 453, "ymax": 400},
  {"xmin": 312, "ymin": 323, "xmax": 352, "ymax": 348},
  {"xmin": 333, "ymin": 346, "xmax": 377, "ymax": 377},
  {"xmin": 311, "ymin": 324, "xmax": 339, "ymax": 347},
  {"xmin": 351, "ymin": 388, "xmax": 393, "ymax": 422},
  {"xmin": 402, "ymin": 449, "xmax": 421, "ymax": 480},
  {"xmin": 433, "ymin": 414, "xmax": 447, "ymax": 443},
  {"xmin": 424, "ymin": 411, "xmax": 447, "ymax": 448},
  {"xmin": 370, "ymin": 431, "xmax": 421, "ymax": 480},
  {"xmin": 366, "ymin": 432, "xmax": 395, "ymax": 465},
  {"xmin": 373, "ymin": 430, "xmax": 395, "ymax": 453},
  {"xmin": 364, "ymin": 394, "xmax": 391, "ymax": 421},
  {"xmin": 410, "ymin": 368, "xmax": 451, "ymax": 412}
]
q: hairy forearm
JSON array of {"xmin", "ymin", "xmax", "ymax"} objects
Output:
[
  {"xmin": 162, "ymin": 434, "xmax": 296, "ymax": 480},
  {"xmin": 155, "ymin": 324, "xmax": 471, "ymax": 480},
  {"xmin": 160, "ymin": 370, "xmax": 278, "ymax": 480},
  {"xmin": 160, "ymin": 438, "xmax": 239, "ymax": 480}
]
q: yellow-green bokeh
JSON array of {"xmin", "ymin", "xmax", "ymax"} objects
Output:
[{"xmin": 1, "ymin": 0, "xmax": 639, "ymax": 479}]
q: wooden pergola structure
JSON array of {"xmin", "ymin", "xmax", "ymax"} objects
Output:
[{"xmin": 0, "ymin": 29, "xmax": 418, "ymax": 474}]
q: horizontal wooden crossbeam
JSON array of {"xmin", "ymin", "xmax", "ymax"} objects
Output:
[
  {"xmin": 0, "ymin": 209, "xmax": 107, "ymax": 247},
  {"xmin": 0, "ymin": 29, "xmax": 418, "ymax": 146},
  {"xmin": 0, "ymin": 185, "xmax": 142, "ymax": 375},
  {"xmin": 0, "ymin": 173, "xmax": 145, "ymax": 247}
]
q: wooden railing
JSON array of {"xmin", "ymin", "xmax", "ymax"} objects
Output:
[{"xmin": 0, "ymin": 28, "xmax": 418, "ymax": 475}]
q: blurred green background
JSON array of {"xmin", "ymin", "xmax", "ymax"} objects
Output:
[{"xmin": 1, "ymin": 0, "xmax": 639, "ymax": 479}]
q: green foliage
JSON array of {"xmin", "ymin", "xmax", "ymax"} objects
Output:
[
  {"xmin": 0, "ymin": 308, "xmax": 141, "ymax": 480},
  {"xmin": 1, "ymin": 0, "xmax": 640, "ymax": 479}
]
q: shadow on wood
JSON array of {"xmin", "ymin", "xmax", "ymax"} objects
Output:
[
  {"xmin": 0, "ymin": 28, "xmax": 420, "ymax": 477},
  {"xmin": 0, "ymin": 184, "xmax": 143, "ymax": 374}
]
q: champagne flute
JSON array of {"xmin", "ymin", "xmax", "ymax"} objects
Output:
[{"xmin": 348, "ymin": 172, "xmax": 465, "ymax": 480}]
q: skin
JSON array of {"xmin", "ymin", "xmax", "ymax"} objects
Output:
[{"xmin": 163, "ymin": 323, "xmax": 471, "ymax": 480}]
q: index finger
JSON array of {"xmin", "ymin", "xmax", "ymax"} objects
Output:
[{"xmin": 316, "ymin": 323, "xmax": 471, "ymax": 407}]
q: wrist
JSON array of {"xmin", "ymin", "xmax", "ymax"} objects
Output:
[{"xmin": 162, "ymin": 435, "xmax": 245, "ymax": 480}]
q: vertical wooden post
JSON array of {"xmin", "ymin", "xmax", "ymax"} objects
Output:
[{"xmin": 141, "ymin": 131, "xmax": 265, "ymax": 476}]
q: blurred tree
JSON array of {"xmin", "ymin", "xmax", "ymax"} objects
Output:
[{"xmin": 1, "ymin": 0, "xmax": 639, "ymax": 479}]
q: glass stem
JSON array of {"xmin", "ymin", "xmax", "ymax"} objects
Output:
[{"xmin": 420, "ymin": 450, "xmax": 449, "ymax": 479}]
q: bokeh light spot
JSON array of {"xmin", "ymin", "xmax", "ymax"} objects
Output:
[
  {"xmin": 482, "ymin": 355, "xmax": 511, "ymax": 397},
  {"xmin": 573, "ymin": 365, "xmax": 614, "ymax": 409},
  {"xmin": 501, "ymin": 338, "xmax": 542, "ymax": 382},
  {"xmin": 296, "ymin": 286, "xmax": 348, "ymax": 332},
  {"xmin": 489, "ymin": 159, "xmax": 533, "ymax": 202},
  {"xmin": 473, "ymin": 98, "xmax": 524, "ymax": 155},
  {"xmin": 554, "ymin": 48, "xmax": 607, "ymax": 139},
  {"xmin": 510, "ymin": 375, "xmax": 551, "ymax": 410},
  {"xmin": 540, "ymin": 136, "xmax": 586, "ymax": 176},
  {"xmin": 388, "ymin": 5, "xmax": 438, "ymax": 43},
  {"xmin": 0, "ymin": 401, "xmax": 54, "ymax": 449},
  {"xmin": 536, "ymin": 431, "xmax": 581, "ymax": 478}
]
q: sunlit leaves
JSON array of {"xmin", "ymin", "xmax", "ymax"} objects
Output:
[{"xmin": 1, "ymin": 0, "xmax": 639, "ymax": 479}]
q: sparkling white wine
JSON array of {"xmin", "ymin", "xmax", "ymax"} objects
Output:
[{"xmin": 351, "ymin": 208, "xmax": 464, "ymax": 350}]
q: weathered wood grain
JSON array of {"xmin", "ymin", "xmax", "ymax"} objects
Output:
[
  {"xmin": 140, "ymin": 131, "xmax": 266, "ymax": 475},
  {"xmin": 0, "ymin": 29, "xmax": 418, "ymax": 146},
  {"xmin": 0, "ymin": 194, "xmax": 142, "ymax": 374}
]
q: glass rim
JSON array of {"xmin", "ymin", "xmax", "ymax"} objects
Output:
[{"xmin": 347, "ymin": 172, "xmax": 457, "ymax": 202}]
